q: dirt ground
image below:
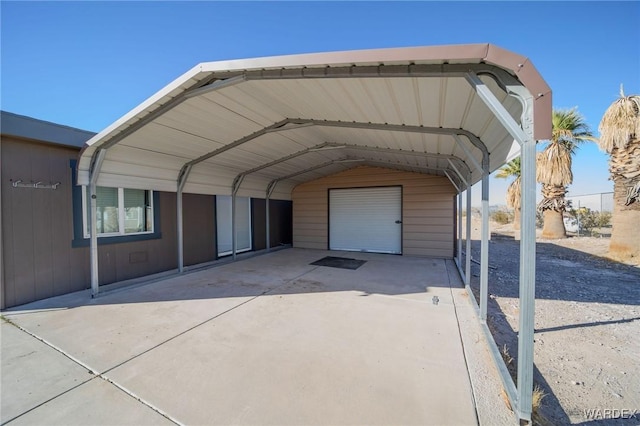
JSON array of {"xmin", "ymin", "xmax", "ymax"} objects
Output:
[{"xmin": 464, "ymin": 218, "xmax": 640, "ymax": 425}]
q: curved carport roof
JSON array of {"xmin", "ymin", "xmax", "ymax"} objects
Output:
[
  {"xmin": 78, "ymin": 43, "xmax": 550, "ymax": 199},
  {"xmin": 78, "ymin": 43, "xmax": 550, "ymax": 423}
]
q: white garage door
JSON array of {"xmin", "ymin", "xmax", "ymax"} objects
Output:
[{"xmin": 329, "ymin": 187, "xmax": 402, "ymax": 254}]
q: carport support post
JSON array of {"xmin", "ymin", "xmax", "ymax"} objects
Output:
[
  {"xmin": 457, "ymin": 191, "xmax": 463, "ymax": 266},
  {"xmin": 231, "ymin": 192, "xmax": 237, "ymax": 260},
  {"xmin": 265, "ymin": 181, "xmax": 278, "ymax": 252},
  {"xmin": 480, "ymin": 173, "xmax": 489, "ymax": 322},
  {"xmin": 465, "ymin": 186, "xmax": 472, "ymax": 286},
  {"xmin": 177, "ymin": 192, "xmax": 184, "ymax": 272},
  {"xmin": 517, "ymin": 103, "xmax": 537, "ymax": 423},
  {"xmin": 265, "ymin": 196, "xmax": 270, "ymax": 251},
  {"xmin": 89, "ymin": 182, "xmax": 99, "ymax": 297},
  {"xmin": 88, "ymin": 149, "xmax": 106, "ymax": 298},
  {"xmin": 177, "ymin": 165, "xmax": 192, "ymax": 273},
  {"xmin": 465, "ymin": 71, "xmax": 539, "ymax": 421}
]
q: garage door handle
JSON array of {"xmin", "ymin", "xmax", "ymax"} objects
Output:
[{"xmin": 395, "ymin": 220, "xmax": 402, "ymax": 224}]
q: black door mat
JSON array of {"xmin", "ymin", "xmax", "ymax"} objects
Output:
[{"xmin": 310, "ymin": 256, "xmax": 366, "ymax": 270}]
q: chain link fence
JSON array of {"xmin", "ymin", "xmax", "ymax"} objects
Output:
[{"xmin": 565, "ymin": 192, "xmax": 614, "ymax": 237}]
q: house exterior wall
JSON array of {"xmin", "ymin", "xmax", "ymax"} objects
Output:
[
  {"xmin": 95, "ymin": 191, "xmax": 179, "ymax": 285},
  {"xmin": 1, "ymin": 137, "xmax": 187, "ymax": 308},
  {"xmin": 1, "ymin": 135, "xmax": 293, "ymax": 308},
  {"xmin": 1, "ymin": 137, "xmax": 89, "ymax": 308},
  {"xmin": 291, "ymin": 166, "xmax": 456, "ymax": 258},
  {"xmin": 183, "ymin": 193, "xmax": 215, "ymax": 266}
]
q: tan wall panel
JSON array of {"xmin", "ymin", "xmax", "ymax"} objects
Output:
[{"xmin": 291, "ymin": 166, "xmax": 455, "ymax": 258}]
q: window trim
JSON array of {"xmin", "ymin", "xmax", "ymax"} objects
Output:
[
  {"xmin": 81, "ymin": 186, "xmax": 155, "ymax": 238},
  {"xmin": 70, "ymin": 160, "xmax": 162, "ymax": 248}
]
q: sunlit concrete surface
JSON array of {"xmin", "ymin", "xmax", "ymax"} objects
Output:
[{"xmin": 2, "ymin": 248, "xmax": 508, "ymax": 425}]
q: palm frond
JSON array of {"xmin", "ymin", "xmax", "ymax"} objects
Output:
[
  {"xmin": 550, "ymin": 108, "xmax": 596, "ymax": 155},
  {"xmin": 505, "ymin": 176, "xmax": 521, "ymax": 209},
  {"xmin": 598, "ymin": 94, "xmax": 640, "ymax": 153},
  {"xmin": 537, "ymin": 108, "xmax": 593, "ymax": 187},
  {"xmin": 537, "ymin": 143, "xmax": 573, "ymax": 186},
  {"xmin": 495, "ymin": 157, "xmax": 521, "ymax": 179}
]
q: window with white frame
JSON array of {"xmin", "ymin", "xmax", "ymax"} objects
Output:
[{"xmin": 82, "ymin": 186, "xmax": 154, "ymax": 237}]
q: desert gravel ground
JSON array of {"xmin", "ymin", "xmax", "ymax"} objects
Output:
[{"xmin": 466, "ymin": 220, "xmax": 640, "ymax": 425}]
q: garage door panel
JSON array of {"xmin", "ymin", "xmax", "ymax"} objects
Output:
[{"xmin": 329, "ymin": 187, "xmax": 402, "ymax": 254}]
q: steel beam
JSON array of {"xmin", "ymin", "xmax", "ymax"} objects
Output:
[
  {"xmin": 444, "ymin": 170, "xmax": 461, "ymax": 192},
  {"xmin": 515, "ymin": 89, "xmax": 537, "ymax": 423},
  {"xmin": 231, "ymin": 142, "xmax": 342, "ymax": 188},
  {"xmin": 453, "ymin": 134, "xmax": 483, "ymax": 173},
  {"xmin": 231, "ymin": 142, "xmax": 471, "ymax": 192},
  {"xmin": 457, "ymin": 190, "xmax": 463, "ymax": 267},
  {"xmin": 480, "ymin": 173, "xmax": 489, "ymax": 322},
  {"xmin": 266, "ymin": 179, "xmax": 278, "ymax": 251},
  {"xmin": 265, "ymin": 194, "xmax": 271, "ymax": 251},
  {"xmin": 177, "ymin": 164, "xmax": 192, "ymax": 273},
  {"xmin": 231, "ymin": 177, "xmax": 244, "ymax": 261},
  {"xmin": 360, "ymin": 160, "xmax": 449, "ymax": 177},
  {"xmin": 179, "ymin": 118, "xmax": 482, "ymax": 190},
  {"xmin": 243, "ymin": 63, "xmax": 521, "ymax": 89},
  {"xmin": 86, "ymin": 64, "xmax": 512, "ymax": 161},
  {"xmin": 185, "ymin": 120, "xmax": 290, "ymax": 169},
  {"xmin": 465, "ymin": 185, "xmax": 472, "ymax": 286},
  {"xmin": 183, "ymin": 75, "xmax": 246, "ymax": 99},
  {"xmin": 88, "ymin": 149, "xmax": 106, "ymax": 298},
  {"xmin": 447, "ymin": 159, "xmax": 468, "ymax": 186},
  {"xmin": 95, "ymin": 75, "xmax": 240, "ymax": 151},
  {"xmin": 288, "ymin": 118, "xmax": 489, "ymax": 160},
  {"xmin": 465, "ymin": 72, "xmax": 528, "ymax": 145},
  {"xmin": 467, "ymin": 72, "xmax": 540, "ymax": 421}
]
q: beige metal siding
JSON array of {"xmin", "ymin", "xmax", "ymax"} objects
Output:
[{"xmin": 292, "ymin": 166, "xmax": 455, "ymax": 257}]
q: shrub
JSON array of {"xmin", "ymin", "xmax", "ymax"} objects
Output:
[
  {"xmin": 491, "ymin": 210, "xmax": 512, "ymax": 225},
  {"xmin": 567, "ymin": 207, "xmax": 612, "ymax": 236}
]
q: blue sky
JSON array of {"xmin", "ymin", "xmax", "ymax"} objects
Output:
[{"xmin": 2, "ymin": 1, "xmax": 639, "ymax": 205}]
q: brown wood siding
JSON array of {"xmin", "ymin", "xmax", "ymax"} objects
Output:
[
  {"xmin": 291, "ymin": 166, "xmax": 455, "ymax": 258},
  {"xmin": 1, "ymin": 137, "xmax": 187, "ymax": 308},
  {"xmin": 1, "ymin": 137, "xmax": 89, "ymax": 307},
  {"xmin": 86, "ymin": 192, "xmax": 180, "ymax": 286},
  {"xmin": 183, "ymin": 193, "xmax": 215, "ymax": 266}
]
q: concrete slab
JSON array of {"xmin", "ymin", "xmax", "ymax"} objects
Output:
[
  {"xmin": 2, "ymin": 248, "xmax": 501, "ymax": 425},
  {"xmin": 2, "ymin": 251, "xmax": 319, "ymax": 372},
  {"xmin": 0, "ymin": 321, "xmax": 92, "ymax": 424},
  {"xmin": 8, "ymin": 376, "xmax": 174, "ymax": 425},
  {"xmin": 106, "ymin": 277, "xmax": 477, "ymax": 424}
]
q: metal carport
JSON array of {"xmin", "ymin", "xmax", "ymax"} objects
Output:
[{"xmin": 77, "ymin": 43, "xmax": 551, "ymax": 422}]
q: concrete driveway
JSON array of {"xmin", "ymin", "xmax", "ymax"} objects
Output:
[{"xmin": 1, "ymin": 248, "xmax": 510, "ymax": 425}]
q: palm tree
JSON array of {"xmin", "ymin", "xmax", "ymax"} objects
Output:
[
  {"xmin": 496, "ymin": 157, "xmax": 521, "ymax": 230},
  {"xmin": 537, "ymin": 108, "xmax": 595, "ymax": 239},
  {"xmin": 597, "ymin": 88, "xmax": 640, "ymax": 261}
]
